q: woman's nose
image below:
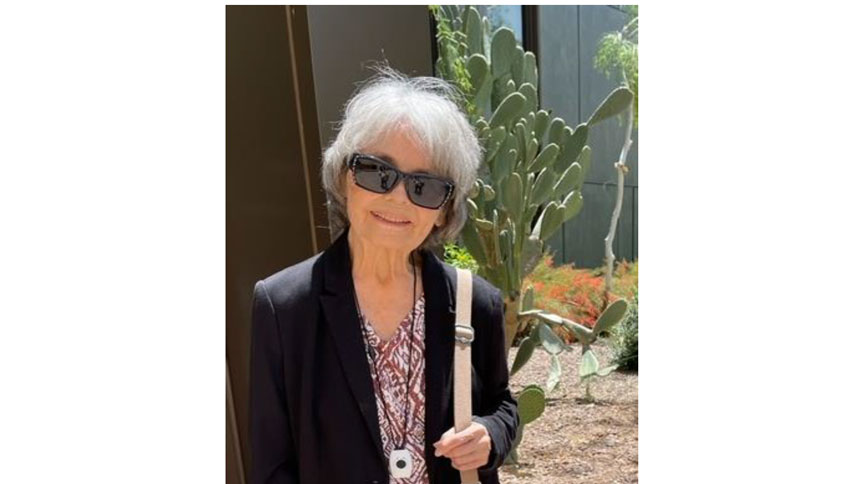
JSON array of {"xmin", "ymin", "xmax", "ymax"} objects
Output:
[{"xmin": 383, "ymin": 176, "xmax": 411, "ymax": 204}]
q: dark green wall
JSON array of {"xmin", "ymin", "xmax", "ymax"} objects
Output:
[{"xmin": 539, "ymin": 5, "xmax": 638, "ymax": 269}]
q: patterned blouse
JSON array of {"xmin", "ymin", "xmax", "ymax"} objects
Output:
[{"xmin": 359, "ymin": 293, "xmax": 430, "ymax": 484}]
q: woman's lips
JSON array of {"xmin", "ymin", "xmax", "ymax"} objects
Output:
[{"xmin": 371, "ymin": 210, "xmax": 411, "ymax": 225}]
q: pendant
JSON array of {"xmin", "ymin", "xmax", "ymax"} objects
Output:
[{"xmin": 389, "ymin": 448, "xmax": 413, "ymax": 478}]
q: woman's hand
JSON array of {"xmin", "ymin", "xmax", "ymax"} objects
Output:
[{"xmin": 433, "ymin": 420, "xmax": 491, "ymax": 471}]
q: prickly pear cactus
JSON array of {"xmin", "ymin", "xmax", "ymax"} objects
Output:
[
  {"xmin": 432, "ymin": 5, "xmax": 634, "ymax": 356},
  {"xmin": 504, "ymin": 384, "xmax": 546, "ymax": 465}
]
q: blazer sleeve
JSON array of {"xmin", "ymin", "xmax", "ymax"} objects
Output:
[
  {"xmin": 471, "ymin": 286, "xmax": 520, "ymax": 471},
  {"xmin": 249, "ymin": 280, "xmax": 299, "ymax": 484}
]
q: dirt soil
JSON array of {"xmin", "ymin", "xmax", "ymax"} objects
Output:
[{"xmin": 498, "ymin": 339, "xmax": 638, "ymax": 483}]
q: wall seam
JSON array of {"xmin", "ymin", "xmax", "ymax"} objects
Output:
[
  {"xmin": 577, "ymin": 5, "xmax": 582, "ymax": 124},
  {"xmin": 285, "ymin": 5, "xmax": 319, "ymax": 254}
]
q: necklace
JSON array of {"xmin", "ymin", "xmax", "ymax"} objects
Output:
[{"xmin": 351, "ymin": 251, "xmax": 419, "ymax": 479}]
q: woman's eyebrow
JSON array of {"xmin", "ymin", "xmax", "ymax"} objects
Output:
[{"xmin": 375, "ymin": 153, "xmax": 432, "ymax": 174}]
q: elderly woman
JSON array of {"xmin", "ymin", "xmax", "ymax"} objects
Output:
[{"xmin": 249, "ymin": 68, "xmax": 518, "ymax": 484}]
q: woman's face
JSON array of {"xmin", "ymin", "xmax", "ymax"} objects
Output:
[{"xmin": 344, "ymin": 126, "xmax": 447, "ymax": 253}]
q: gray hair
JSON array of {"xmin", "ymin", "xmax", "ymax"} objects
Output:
[{"xmin": 321, "ymin": 65, "xmax": 482, "ymax": 249}]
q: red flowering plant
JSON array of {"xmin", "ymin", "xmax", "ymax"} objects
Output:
[{"xmin": 520, "ymin": 253, "xmax": 637, "ymax": 343}]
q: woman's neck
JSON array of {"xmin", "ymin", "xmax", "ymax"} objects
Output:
[{"xmin": 348, "ymin": 229, "xmax": 420, "ymax": 287}]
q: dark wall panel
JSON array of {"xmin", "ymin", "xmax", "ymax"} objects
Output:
[
  {"xmin": 538, "ymin": 5, "xmax": 638, "ymax": 267},
  {"xmin": 563, "ymin": 181, "xmax": 634, "ymax": 269},
  {"xmin": 546, "ymin": 226, "xmax": 564, "ymax": 266},
  {"xmin": 537, "ymin": 5, "xmax": 580, "ymax": 125}
]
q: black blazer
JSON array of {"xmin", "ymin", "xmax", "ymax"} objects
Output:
[{"xmin": 249, "ymin": 226, "xmax": 519, "ymax": 484}]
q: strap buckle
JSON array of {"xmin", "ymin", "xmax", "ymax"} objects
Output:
[{"xmin": 454, "ymin": 325, "xmax": 475, "ymax": 345}]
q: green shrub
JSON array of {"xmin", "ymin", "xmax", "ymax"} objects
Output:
[
  {"xmin": 610, "ymin": 288, "xmax": 638, "ymax": 371},
  {"xmin": 609, "ymin": 259, "xmax": 638, "ymax": 301},
  {"xmin": 443, "ymin": 242, "xmax": 479, "ymax": 272}
]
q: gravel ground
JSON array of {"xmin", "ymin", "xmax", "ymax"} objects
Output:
[{"xmin": 498, "ymin": 339, "xmax": 638, "ymax": 483}]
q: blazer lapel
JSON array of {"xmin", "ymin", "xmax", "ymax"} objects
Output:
[
  {"xmin": 319, "ymin": 229, "xmax": 387, "ymax": 465},
  {"xmin": 318, "ymin": 226, "xmax": 457, "ymax": 478}
]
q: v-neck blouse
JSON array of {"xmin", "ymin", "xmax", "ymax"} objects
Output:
[{"xmin": 359, "ymin": 293, "xmax": 430, "ymax": 484}]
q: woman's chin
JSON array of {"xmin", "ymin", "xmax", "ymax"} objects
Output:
[{"xmin": 359, "ymin": 226, "xmax": 425, "ymax": 250}]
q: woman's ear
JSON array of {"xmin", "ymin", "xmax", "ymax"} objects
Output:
[
  {"xmin": 341, "ymin": 171, "xmax": 349, "ymax": 202},
  {"xmin": 434, "ymin": 209, "xmax": 447, "ymax": 227}
]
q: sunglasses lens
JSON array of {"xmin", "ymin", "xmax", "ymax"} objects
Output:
[
  {"xmin": 406, "ymin": 176, "xmax": 450, "ymax": 209},
  {"xmin": 350, "ymin": 154, "xmax": 453, "ymax": 209},
  {"xmin": 352, "ymin": 157, "xmax": 398, "ymax": 193}
]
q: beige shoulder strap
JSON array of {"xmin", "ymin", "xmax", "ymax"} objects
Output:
[{"xmin": 454, "ymin": 268, "xmax": 479, "ymax": 484}]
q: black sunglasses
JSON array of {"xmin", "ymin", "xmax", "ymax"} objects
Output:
[{"xmin": 346, "ymin": 153, "xmax": 455, "ymax": 210}]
